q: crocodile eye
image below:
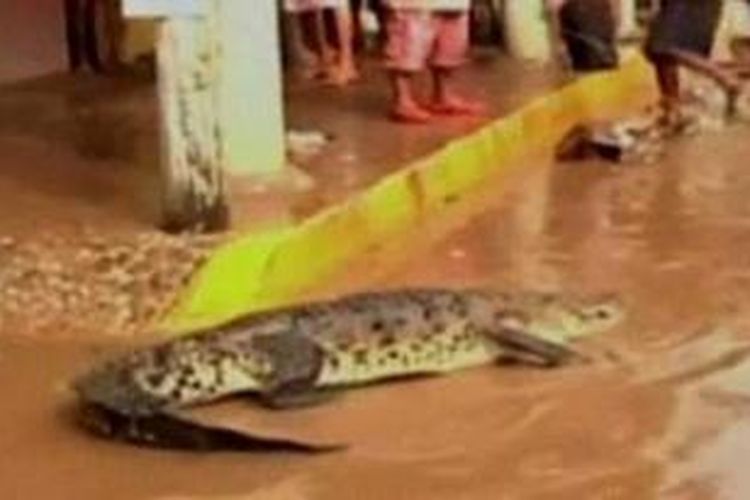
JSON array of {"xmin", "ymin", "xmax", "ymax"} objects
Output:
[{"xmin": 592, "ymin": 307, "xmax": 611, "ymax": 319}]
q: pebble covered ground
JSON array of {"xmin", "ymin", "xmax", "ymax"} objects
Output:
[{"xmin": 0, "ymin": 231, "xmax": 226, "ymax": 338}]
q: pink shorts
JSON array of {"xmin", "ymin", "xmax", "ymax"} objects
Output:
[{"xmin": 384, "ymin": 10, "xmax": 469, "ymax": 73}]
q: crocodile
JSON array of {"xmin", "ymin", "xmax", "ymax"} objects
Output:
[{"xmin": 73, "ymin": 288, "xmax": 623, "ymax": 453}]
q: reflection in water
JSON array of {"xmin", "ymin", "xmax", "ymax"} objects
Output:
[
  {"xmin": 153, "ymin": 474, "xmax": 313, "ymax": 500},
  {"xmin": 500, "ymin": 159, "xmax": 561, "ymax": 290},
  {"xmin": 655, "ymin": 352, "xmax": 750, "ymax": 500},
  {"xmin": 362, "ymin": 125, "xmax": 750, "ymax": 497}
]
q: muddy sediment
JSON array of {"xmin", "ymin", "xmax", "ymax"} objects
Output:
[{"xmin": 0, "ymin": 231, "xmax": 224, "ymax": 337}]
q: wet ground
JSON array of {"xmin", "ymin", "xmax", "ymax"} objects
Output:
[
  {"xmin": 3, "ymin": 113, "xmax": 750, "ymax": 498},
  {"xmin": 0, "ymin": 53, "xmax": 558, "ymax": 339},
  {"xmin": 0, "ymin": 54, "xmax": 559, "ymax": 239}
]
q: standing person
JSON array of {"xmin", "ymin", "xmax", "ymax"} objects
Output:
[
  {"xmin": 644, "ymin": 0, "xmax": 741, "ymax": 126},
  {"xmin": 330, "ymin": 1, "xmax": 360, "ymax": 84},
  {"xmin": 546, "ymin": 0, "xmax": 619, "ymax": 73},
  {"xmin": 64, "ymin": 0, "xmax": 102, "ymax": 72},
  {"xmin": 284, "ymin": 0, "xmax": 359, "ymax": 84},
  {"xmin": 284, "ymin": 0, "xmax": 337, "ymax": 80},
  {"xmin": 384, "ymin": 0, "xmax": 484, "ymax": 124},
  {"xmin": 63, "ymin": 0, "xmax": 122, "ymax": 73},
  {"xmin": 470, "ymin": 0, "xmax": 503, "ymax": 47}
]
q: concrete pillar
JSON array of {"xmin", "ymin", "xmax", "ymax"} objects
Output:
[
  {"xmin": 212, "ymin": 0, "xmax": 286, "ymax": 177},
  {"xmin": 156, "ymin": 14, "xmax": 228, "ymax": 231},
  {"xmin": 123, "ymin": 0, "xmax": 287, "ymax": 231},
  {"xmin": 503, "ymin": 0, "xmax": 552, "ymax": 62}
]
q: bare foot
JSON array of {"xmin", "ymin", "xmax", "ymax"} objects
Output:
[
  {"xmin": 324, "ymin": 66, "xmax": 361, "ymax": 86},
  {"xmin": 427, "ymin": 95, "xmax": 486, "ymax": 116},
  {"xmin": 294, "ymin": 57, "xmax": 331, "ymax": 82},
  {"xmin": 724, "ymin": 80, "xmax": 743, "ymax": 119},
  {"xmin": 298, "ymin": 66, "xmax": 328, "ymax": 81},
  {"xmin": 656, "ymin": 106, "xmax": 691, "ymax": 136},
  {"xmin": 389, "ymin": 102, "xmax": 433, "ymax": 124}
]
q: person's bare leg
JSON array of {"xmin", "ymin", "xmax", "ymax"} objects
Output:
[
  {"xmin": 64, "ymin": 0, "xmax": 83, "ymax": 71},
  {"xmin": 670, "ymin": 48, "xmax": 742, "ymax": 116},
  {"xmin": 328, "ymin": 5, "xmax": 360, "ymax": 85},
  {"xmin": 82, "ymin": 0, "xmax": 103, "ymax": 72},
  {"xmin": 655, "ymin": 58, "xmax": 680, "ymax": 110},
  {"xmin": 295, "ymin": 10, "xmax": 334, "ymax": 79},
  {"xmin": 98, "ymin": 0, "xmax": 124, "ymax": 72},
  {"xmin": 350, "ymin": 0, "xmax": 365, "ymax": 52},
  {"xmin": 428, "ymin": 67, "xmax": 485, "ymax": 115},
  {"xmin": 312, "ymin": 10, "xmax": 337, "ymax": 77},
  {"xmin": 286, "ymin": 12, "xmax": 319, "ymax": 78},
  {"xmin": 652, "ymin": 57, "xmax": 685, "ymax": 130},
  {"xmin": 389, "ymin": 71, "xmax": 432, "ymax": 123},
  {"xmin": 425, "ymin": 12, "xmax": 484, "ymax": 115},
  {"xmin": 373, "ymin": 0, "xmax": 388, "ymax": 51}
]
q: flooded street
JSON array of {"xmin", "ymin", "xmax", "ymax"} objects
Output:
[{"xmin": 4, "ymin": 124, "xmax": 750, "ymax": 499}]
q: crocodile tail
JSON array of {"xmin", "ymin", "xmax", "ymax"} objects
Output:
[{"xmin": 77, "ymin": 402, "xmax": 345, "ymax": 454}]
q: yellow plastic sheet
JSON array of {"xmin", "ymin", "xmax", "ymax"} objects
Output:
[{"xmin": 159, "ymin": 55, "xmax": 656, "ymax": 336}]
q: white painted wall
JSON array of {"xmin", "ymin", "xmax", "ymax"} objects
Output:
[
  {"xmin": 617, "ymin": 0, "xmax": 638, "ymax": 38},
  {"xmin": 213, "ymin": 0, "xmax": 286, "ymax": 175},
  {"xmin": 503, "ymin": 0, "xmax": 552, "ymax": 62}
]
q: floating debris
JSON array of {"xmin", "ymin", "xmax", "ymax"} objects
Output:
[
  {"xmin": 555, "ymin": 116, "xmax": 664, "ymax": 165},
  {"xmin": 286, "ymin": 129, "xmax": 332, "ymax": 160},
  {"xmin": 556, "ymin": 73, "xmax": 750, "ymax": 166}
]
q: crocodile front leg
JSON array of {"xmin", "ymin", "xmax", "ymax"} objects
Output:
[
  {"xmin": 485, "ymin": 327, "xmax": 582, "ymax": 367},
  {"xmin": 250, "ymin": 332, "xmax": 337, "ymax": 409}
]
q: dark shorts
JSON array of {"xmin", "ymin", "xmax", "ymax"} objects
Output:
[
  {"xmin": 645, "ymin": 0, "xmax": 723, "ymax": 59},
  {"xmin": 559, "ymin": 0, "xmax": 619, "ymax": 72}
]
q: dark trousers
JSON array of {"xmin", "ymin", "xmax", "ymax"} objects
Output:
[
  {"xmin": 64, "ymin": 0, "xmax": 102, "ymax": 71},
  {"xmin": 559, "ymin": 0, "xmax": 619, "ymax": 72},
  {"xmin": 470, "ymin": 0, "xmax": 503, "ymax": 46}
]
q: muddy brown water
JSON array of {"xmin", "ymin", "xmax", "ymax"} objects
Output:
[{"xmin": 4, "ymin": 126, "xmax": 750, "ymax": 499}]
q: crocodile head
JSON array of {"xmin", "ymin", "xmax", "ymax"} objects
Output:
[{"xmin": 490, "ymin": 291, "xmax": 624, "ymax": 343}]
